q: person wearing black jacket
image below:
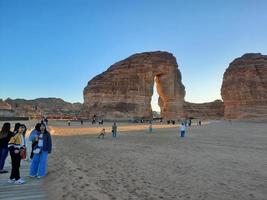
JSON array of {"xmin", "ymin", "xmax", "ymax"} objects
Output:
[
  {"xmin": 8, "ymin": 124, "xmax": 26, "ymax": 184},
  {"xmin": 0, "ymin": 122, "xmax": 13, "ymax": 173}
]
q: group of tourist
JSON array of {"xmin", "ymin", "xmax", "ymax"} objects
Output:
[
  {"xmin": 0, "ymin": 121, "xmax": 52, "ymax": 184},
  {"xmin": 96, "ymin": 120, "xmax": 188, "ymax": 139},
  {"xmin": 67, "ymin": 119, "xmax": 105, "ymax": 126}
]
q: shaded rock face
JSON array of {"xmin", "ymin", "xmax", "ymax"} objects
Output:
[
  {"xmin": 221, "ymin": 53, "xmax": 267, "ymax": 119},
  {"xmin": 5, "ymin": 98, "xmax": 83, "ymax": 119},
  {"xmin": 183, "ymin": 100, "xmax": 224, "ymax": 119},
  {"xmin": 83, "ymin": 51, "xmax": 185, "ymax": 120}
]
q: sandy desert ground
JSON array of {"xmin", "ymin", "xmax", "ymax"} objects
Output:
[
  {"xmin": 1, "ymin": 120, "xmax": 267, "ymax": 200},
  {"xmin": 44, "ymin": 121, "xmax": 267, "ymax": 200}
]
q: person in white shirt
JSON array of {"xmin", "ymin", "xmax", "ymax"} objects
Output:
[{"xmin": 180, "ymin": 123, "xmax": 186, "ymax": 138}]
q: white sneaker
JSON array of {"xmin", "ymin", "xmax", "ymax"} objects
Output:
[
  {"xmin": 14, "ymin": 179, "xmax": 25, "ymax": 184},
  {"xmin": 8, "ymin": 178, "xmax": 15, "ymax": 184},
  {"xmin": 37, "ymin": 176, "xmax": 42, "ymax": 179}
]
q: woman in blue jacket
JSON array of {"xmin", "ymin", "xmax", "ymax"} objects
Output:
[{"xmin": 29, "ymin": 123, "xmax": 52, "ymax": 178}]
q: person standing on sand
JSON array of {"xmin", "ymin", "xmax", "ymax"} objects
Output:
[
  {"xmin": 8, "ymin": 124, "xmax": 27, "ymax": 184},
  {"xmin": 67, "ymin": 120, "xmax": 71, "ymax": 126},
  {"xmin": 29, "ymin": 123, "xmax": 41, "ymax": 159},
  {"xmin": 98, "ymin": 128, "xmax": 106, "ymax": 139},
  {"xmin": 112, "ymin": 122, "xmax": 117, "ymax": 137},
  {"xmin": 148, "ymin": 122, "xmax": 153, "ymax": 133},
  {"xmin": 29, "ymin": 123, "xmax": 52, "ymax": 178},
  {"xmin": 44, "ymin": 117, "xmax": 48, "ymax": 126},
  {"xmin": 180, "ymin": 123, "xmax": 186, "ymax": 138},
  {"xmin": 188, "ymin": 119, "xmax": 192, "ymax": 126},
  {"xmin": 0, "ymin": 123, "xmax": 13, "ymax": 174}
]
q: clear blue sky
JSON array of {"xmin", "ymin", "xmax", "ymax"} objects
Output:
[{"xmin": 1, "ymin": 0, "xmax": 267, "ymax": 111}]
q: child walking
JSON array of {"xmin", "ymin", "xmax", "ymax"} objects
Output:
[{"xmin": 98, "ymin": 128, "xmax": 106, "ymax": 139}]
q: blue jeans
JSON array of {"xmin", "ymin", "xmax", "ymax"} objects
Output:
[
  {"xmin": 29, "ymin": 150, "xmax": 48, "ymax": 177},
  {"xmin": 0, "ymin": 147, "xmax": 9, "ymax": 170},
  {"xmin": 112, "ymin": 130, "xmax": 117, "ymax": 137},
  {"xmin": 180, "ymin": 131, "xmax": 185, "ymax": 138}
]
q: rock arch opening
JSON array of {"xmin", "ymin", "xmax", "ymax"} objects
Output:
[{"xmin": 151, "ymin": 77, "xmax": 161, "ymax": 114}]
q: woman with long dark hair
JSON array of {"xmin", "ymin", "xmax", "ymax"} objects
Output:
[
  {"xmin": 29, "ymin": 123, "xmax": 52, "ymax": 178},
  {"xmin": 0, "ymin": 122, "xmax": 13, "ymax": 173},
  {"xmin": 8, "ymin": 124, "xmax": 27, "ymax": 184},
  {"xmin": 13, "ymin": 123, "xmax": 21, "ymax": 135}
]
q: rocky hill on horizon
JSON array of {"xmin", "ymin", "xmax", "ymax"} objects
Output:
[{"xmin": 1, "ymin": 97, "xmax": 83, "ymax": 119}]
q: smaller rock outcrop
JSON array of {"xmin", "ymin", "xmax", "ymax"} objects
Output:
[
  {"xmin": 0, "ymin": 99, "xmax": 15, "ymax": 117},
  {"xmin": 5, "ymin": 98, "xmax": 83, "ymax": 119},
  {"xmin": 183, "ymin": 100, "xmax": 224, "ymax": 119}
]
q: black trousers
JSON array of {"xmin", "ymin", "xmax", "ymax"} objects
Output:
[{"xmin": 10, "ymin": 152, "xmax": 21, "ymax": 180}]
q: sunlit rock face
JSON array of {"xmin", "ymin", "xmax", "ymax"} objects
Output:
[
  {"xmin": 83, "ymin": 51, "xmax": 185, "ymax": 120},
  {"xmin": 221, "ymin": 53, "xmax": 267, "ymax": 119}
]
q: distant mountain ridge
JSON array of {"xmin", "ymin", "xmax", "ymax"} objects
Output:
[
  {"xmin": 1, "ymin": 98, "xmax": 83, "ymax": 119},
  {"xmin": 1, "ymin": 97, "xmax": 224, "ymax": 120}
]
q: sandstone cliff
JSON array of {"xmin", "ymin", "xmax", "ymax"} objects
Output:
[
  {"xmin": 183, "ymin": 100, "xmax": 224, "ymax": 119},
  {"xmin": 221, "ymin": 53, "xmax": 267, "ymax": 119},
  {"xmin": 83, "ymin": 51, "xmax": 185, "ymax": 120}
]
